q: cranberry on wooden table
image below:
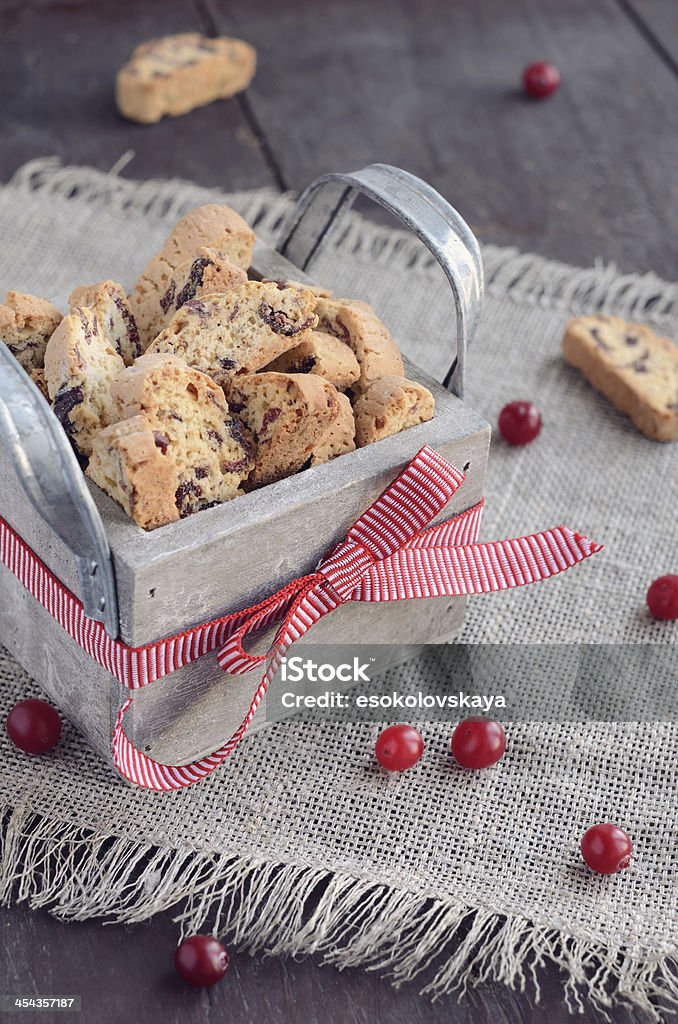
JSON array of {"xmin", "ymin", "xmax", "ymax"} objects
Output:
[
  {"xmin": 646, "ymin": 574, "xmax": 678, "ymax": 621},
  {"xmin": 374, "ymin": 724, "xmax": 424, "ymax": 771},
  {"xmin": 174, "ymin": 935, "xmax": 230, "ymax": 987},
  {"xmin": 451, "ymin": 717, "xmax": 506, "ymax": 769},
  {"xmin": 498, "ymin": 401, "xmax": 542, "ymax": 445},
  {"xmin": 5, "ymin": 699, "xmax": 62, "ymax": 754},
  {"xmin": 522, "ymin": 61, "xmax": 561, "ymax": 99},
  {"xmin": 580, "ymin": 823, "xmax": 633, "ymax": 875}
]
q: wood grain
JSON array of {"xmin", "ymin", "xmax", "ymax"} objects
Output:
[
  {"xmin": 206, "ymin": 0, "xmax": 678, "ymax": 278},
  {"xmin": 0, "ymin": 904, "xmax": 654, "ymax": 1024}
]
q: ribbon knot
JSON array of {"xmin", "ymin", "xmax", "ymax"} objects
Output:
[{"xmin": 113, "ymin": 445, "xmax": 603, "ymax": 790}]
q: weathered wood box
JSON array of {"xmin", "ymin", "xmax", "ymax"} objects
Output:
[{"xmin": 0, "ymin": 165, "xmax": 489, "ymax": 773}]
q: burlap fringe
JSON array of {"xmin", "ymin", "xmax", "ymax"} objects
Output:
[
  {"xmin": 1, "ymin": 804, "xmax": 676, "ymax": 1021},
  {"xmin": 9, "ymin": 156, "xmax": 678, "ymax": 327}
]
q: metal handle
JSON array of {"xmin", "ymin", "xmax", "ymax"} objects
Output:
[
  {"xmin": 0, "ymin": 347, "xmax": 119, "ymax": 637},
  {"xmin": 277, "ymin": 163, "xmax": 484, "ymax": 400}
]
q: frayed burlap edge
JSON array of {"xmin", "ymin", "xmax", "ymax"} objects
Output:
[{"xmin": 1, "ymin": 803, "xmax": 677, "ymax": 1022}]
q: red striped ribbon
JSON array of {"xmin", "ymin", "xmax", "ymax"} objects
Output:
[{"xmin": 0, "ymin": 446, "xmax": 602, "ymax": 791}]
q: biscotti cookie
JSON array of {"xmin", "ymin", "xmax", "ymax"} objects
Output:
[
  {"xmin": 265, "ymin": 330, "xmax": 360, "ymax": 390},
  {"xmin": 562, "ymin": 315, "xmax": 678, "ymax": 442},
  {"xmin": 44, "ymin": 307, "xmax": 125, "ymax": 457},
  {"xmin": 308, "ymin": 392, "xmax": 356, "ymax": 466},
  {"xmin": 153, "ymin": 247, "xmax": 247, "ymax": 333},
  {"xmin": 224, "ymin": 371, "xmax": 339, "ymax": 486},
  {"xmin": 315, "ymin": 295, "xmax": 404, "ymax": 395},
  {"xmin": 353, "ymin": 376, "xmax": 435, "ymax": 447},
  {"xmin": 130, "ymin": 204, "xmax": 256, "ymax": 346},
  {"xmin": 116, "ymin": 33, "xmax": 256, "ymax": 124},
  {"xmin": 89, "ymin": 353, "xmax": 254, "ymax": 529},
  {"xmin": 148, "ymin": 280, "xmax": 318, "ymax": 386},
  {"xmin": 68, "ymin": 280, "xmax": 141, "ymax": 365},
  {"xmin": 30, "ymin": 369, "xmax": 50, "ymax": 402},
  {"xmin": 0, "ymin": 291, "xmax": 62, "ymax": 372}
]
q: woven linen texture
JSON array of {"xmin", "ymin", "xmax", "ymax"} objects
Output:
[{"xmin": 0, "ymin": 160, "xmax": 675, "ymax": 1018}]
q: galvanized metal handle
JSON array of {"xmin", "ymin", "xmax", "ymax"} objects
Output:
[
  {"xmin": 0, "ymin": 347, "xmax": 119, "ymax": 637},
  {"xmin": 277, "ymin": 163, "xmax": 484, "ymax": 399}
]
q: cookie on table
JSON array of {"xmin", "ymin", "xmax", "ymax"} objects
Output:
[
  {"xmin": 308, "ymin": 392, "xmax": 356, "ymax": 467},
  {"xmin": 353, "ymin": 376, "xmax": 435, "ymax": 447},
  {"xmin": 264, "ymin": 330, "xmax": 360, "ymax": 390},
  {"xmin": 562, "ymin": 314, "xmax": 678, "ymax": 442},
  {"xmin": 130, "ymin": 204, "xmax": 256, "ymax": 346},
  {"xmin": 89, "ymin": 353, "xmax": 254, "ymax": 529},
  {"xmin": 116, "ymin": 33, "xmax": 256, "ymax": 124},
  {"xmin": 148, "ymin": 280, "xmax": 318, "ymax": 386},
  {"xmin": 224, "ymin": 371, "xmax": 339, "ymax": 486},
  {"xmin": 315, "ymin": 295, "xmax": 404, "ymax": 395},
  {"xmin": 0, "ymin": 291, "xmax": 62, "ymax": 372},
  {"xmin": 68, "ymin": 280, "xmax": 141, "ymax": 365},
  {"xmin": 153, "ymin": 247, "xmax": 247, "ymax": 333},
  {"xmin": 44, "ymin": 306, "xmax": 125, "ymax": 457}
]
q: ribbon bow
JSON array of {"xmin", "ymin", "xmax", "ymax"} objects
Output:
[{"xmin": 113, "ymin": 446, "xmax": 601, "ymax": 791}]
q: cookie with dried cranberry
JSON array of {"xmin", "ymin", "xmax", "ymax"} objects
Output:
[
  {"xmin": 353, "ymin": 376, "xmax": 435, "ymax": 447},
  {"xmin": 116, "ymin": 33, "xmax": 256, "ymax": 125},
  {"xmin": 264, "ymin": 330, "xmax": 360, "ymax": 390},
  {"xmin": 308, "ymin": 392, "xmax": 356, "ymax": 466},
  {"xmin": 315, "ymin": 295, "xmax": 404, "ymax": 395},
  {"xmin": 130, "ymin": 203, "xmax": 256, "ymax": 346},
  {"xmin": 148, "ymin": 280, "xmax": 318, "ymax": 386},
  {"xmin": 224, "ymin": 371, "xmax": 339, "ymax": 486},
  {"xmin": 0, "ymin": 291, "xmax": 62, "ymax": 372},
  {"xmin": 562, "ymin": 314, "xmax": 678, "ymax": 442},
  {"xmin": 153, "ymin": 247, "xmax": 247, "ymax": 334},
  {"xmin": 44, "ymin": 306, "xmax": 125, "ymax": 457},
  {"xmin": 88, "ymin": 353, "xmax": 254, "ymax": 529},
  {"xmin": 68, "ymin": 280, "xmax": 141, "ymax": 365}
]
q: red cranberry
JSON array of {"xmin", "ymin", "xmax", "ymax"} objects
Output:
[
  {"xmin": 522, "ymin": 62, "xmax": 561, "ymax": 99},
  {"xmin": 646, "ymin": 574, "xmax": 678, "ymax": 621},
  {"xmin": 580, "ymin": 823, "xmax": 633, "ymax": 875},
  {"xmin": 498, "ymin": 400, "xmax": 542, "ymax": 445},
  {"xmin": 374, "ymin": 724, "xmax": 424, "ymax": 771},
  {"xmin": 451, "ymin": 717, "xmax": 506, "ymax": 769},
  {"xmin": 5, "ymin": 699, "xmax": 62, "ymax": 754},
  {"xmin": 174, "ymin": 935, "xmax": 230, "ymax": 987}
]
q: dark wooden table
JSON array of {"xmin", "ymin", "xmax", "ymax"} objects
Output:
[{"xmin": 1, "ymin": 1, "xmax": 676, "ymax": 1021}]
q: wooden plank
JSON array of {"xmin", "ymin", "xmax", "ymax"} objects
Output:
[
  {"xmin": 620, "ymin": 0, "xmax": 678, "ymax": 71},
  {"xmin": 205, "ymin": 0, "xmax": 678, "ymax": 278},
  {"xmin": 0, "ymin": 902, "xmax": 649, "ymax": 1024},
  {"xmin": 0, "ymin": 0, "xmax": 274, "ymax": 191}
]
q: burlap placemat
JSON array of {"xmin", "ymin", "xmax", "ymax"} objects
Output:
[{"xmin": 0, "ymin": 158, "xmax": 676, "ymax": 1020}]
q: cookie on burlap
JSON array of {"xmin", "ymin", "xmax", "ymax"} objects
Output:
[
  {"xmin": 68, "ymin": 280, "xmax": 141, "ymax": 365},
  {"xmin": 353, "ymin": 376, "xmax": 435, "ymax": 447},
  {"xmin": 130, "ymin": 204, "xmax": 256, "ymax": 346},
  {"xmin": 0, "ymin": 291, "xmax": 62, "ymax": 372},
  {"xmin": 315, "ymin": 295, "xmax": 404, "ymax": 395},
  {"xmin": 148, "ymin": 280, "xmax": 318, "ymax": 386},
  {"xmin": 308, "ymin": 392, "xmax": 356, "ymax": 467},
  {"xmin": 265, "ymin": 331, "xmax": 360, "ymax": 390},
  {"xmin": 116, "ymin": 33, "xmax": 256, "ymax": 124},
  {"xmin": 153, "ymin": 247, "xmax": 247, "ymax": 333},
  {"xmin": 44, "ymin": 307, "xmax": 125, "ymax": 457},
  {"xmin": 562, "ymin": 314, "xmax": 678, "ymax": 442},
  {"xmin": 88, "ymin": 353, "xmax": 254, "ymax": 529},
  {"xmin": 224, "ymin": 371, "xmax": 339, "ymax": 486}
]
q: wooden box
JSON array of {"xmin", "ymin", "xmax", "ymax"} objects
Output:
[{"xmin": 0, "ymin": 165, "xmax": 489, "ymax": 772}]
